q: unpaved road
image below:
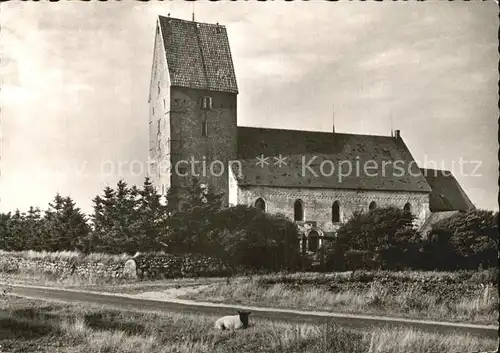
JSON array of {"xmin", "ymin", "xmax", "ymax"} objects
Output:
[{"xmin": 9, "ymin": 284, "xmax": 499, "ymax": 340}]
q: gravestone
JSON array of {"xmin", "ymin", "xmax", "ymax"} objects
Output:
[{"xmin": 123, "ymin": 259, "xmax": 137, "ymax": 279}]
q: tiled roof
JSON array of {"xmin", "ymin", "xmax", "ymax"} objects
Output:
[
  {"xmin": 232, "ymin": 127, "xmax": 432, "ymax": 193},
  {"xmin": 158, "ymin": 16, "xmax": 238, "ymax": 94},
  {"xmin": 418, "ymin": 211, "xmax": 460, "ymax": 236},
  {"xmin": 420, "ymin": 168, "xmax": 475, "ymax": 212}
]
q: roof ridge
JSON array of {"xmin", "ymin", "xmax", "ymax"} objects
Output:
[{"xmin": 158, "ymin": 15, "xmax": 226, "ymax": 28}]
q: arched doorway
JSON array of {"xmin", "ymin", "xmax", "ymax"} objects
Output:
[
  {"xmin": 369, "ymin": 201, "xmax": 377, "ymax": 211},
  {"xmin": 255, "ymin": 197, "xmax": 266, "ymax": 211},
  {"xmin": 403, "ymin": 202, "xmax": 411, "ymax": 213},
  {"xmin": 294, "ymin": 199, "xmax": 304, "ymax": 221},
  {"xmin": 308, "ymin": 230, "xmax": 320, "ymax": 252}
]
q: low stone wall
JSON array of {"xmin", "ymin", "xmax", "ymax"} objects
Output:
[
  {"xmin": 133, "ymin": 253, "xmax": 231, "ymax": 280},
  {"xmin": 1, "ymin": 254, "xmax": 126, "ymax": 281},
  {"xmin": 0, "ymin": 251, "xmax": 230, "ymax": 282}
]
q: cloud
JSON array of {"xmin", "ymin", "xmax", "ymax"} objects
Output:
[{"xmin": 0, "ymin": 1, "xmax": 497, "ymax": 214}]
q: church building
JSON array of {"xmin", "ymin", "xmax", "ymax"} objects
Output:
[{"xmin": 148, "ymin": 16, "xmax": 474, "ymax": 252}]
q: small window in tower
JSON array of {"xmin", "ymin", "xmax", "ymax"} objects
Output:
[
  {"xmin": 158, "ymin": 81, "xmax": 161, "ymax": 95},
  {"xmin": 201, "ymin": 121, "xmax": 208, "ymax": 137},
  {"xmin": 152, "ymin": 107, "xmax": 155, "ymax": 116},
  {"xmin": 178, "ymin": 166, "xmax": 188, "ymax": 177},
  {"xmin": 201, "ymin": 96, "xmax": 212, "ymax": 110},
  {"xmin": 163, "ymin": 99, "xmax": 166, "ymax": 110}
]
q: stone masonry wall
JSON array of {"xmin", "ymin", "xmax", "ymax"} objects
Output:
[
  {"xmin": 133, "ymin": 253, "xmax": 230, "ymax": 280},
  {"xmin": 169, "ymin": 87, "xmax": 237, "ymax": 205},
  {"xmin": 238, "ymin": 186, "xmax": 430, "ymax": 233},
  {"xmin": 1, "ymin": 255, "xmax": 125, "ymax": 282},
  {"xmin": 0, "ymin": 252, "xmax": 230, "ymax": 282},
  {"xmin": 149, "ymin": 22, "xmax": 172, "ymax": 194}
]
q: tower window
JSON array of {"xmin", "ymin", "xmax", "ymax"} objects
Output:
[
  {"xmin": 201, "ymin": 96, "xmax": 212, "ymax": 110},
  {"xmin": 158, "ymin": 81, "xmax": 161, "ymax": 95},
  {"xmin": 201, "ymin": 121, "xmax": 208, "ymax": 137}
]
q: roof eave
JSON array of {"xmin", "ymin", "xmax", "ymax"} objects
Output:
[{"xmin": 234, "ymin": 183, "xmax": 432, "ymax": 194}]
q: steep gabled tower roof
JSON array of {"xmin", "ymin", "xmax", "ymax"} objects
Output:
[{"xmin": 157, "ymin": 16, "xmax": 238, "ymax": 94}]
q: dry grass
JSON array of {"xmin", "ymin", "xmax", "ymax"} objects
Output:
[
  {"xmin": 0, "ymin": 249, "xmax": 133, "ymax": 264},
  {"xmin": 0, "ymin": 297, "xmax": 496, "ymax": 353},
  {"xmin": 1, "ymin": 251, "xmax": 497, "ymax": 326},
  {"xmin": 181, "ymin": 274, "xmax": 498, "ymax": 325}
]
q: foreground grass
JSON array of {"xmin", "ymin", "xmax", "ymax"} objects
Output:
[
  {"xmin": 1, "ymin": 250, "xmax": 497, "ymax": 326},
  {"xmin": 178, "ymin": 272, "xmax": 498, "ymax": 326},
  {"xmin": 0, "ymin": 297, "xmax": 495, "ymax": 353}
]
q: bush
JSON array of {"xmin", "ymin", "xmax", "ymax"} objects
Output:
[
  {"xmin": 166, "ymin": 190, "xmax": 302, "ymax": 272},
  {"xmin": 326, "ymin": 207, "xmax": 422, "ymax": 271},
  {"xmin": 427, "ymin": 209, "xmax": 498, "ymax": 270}
]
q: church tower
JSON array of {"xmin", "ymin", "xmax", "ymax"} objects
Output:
[{"xmin": 148, "ymin": 16, "xmax": 239, "ymax": 205}]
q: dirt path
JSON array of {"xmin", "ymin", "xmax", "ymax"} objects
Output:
[{"xmin": 7, "ymin": 283, "xmax": 499, "ymax": 340}]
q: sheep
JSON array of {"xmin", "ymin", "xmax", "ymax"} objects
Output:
[{"xmin": 214, "ymin": 311, "xmax": 251, "ymax": 330}]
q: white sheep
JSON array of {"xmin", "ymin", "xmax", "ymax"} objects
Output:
[{"xmin": 214, "ymin": 311, "xmax": 251, "ymax": 330}]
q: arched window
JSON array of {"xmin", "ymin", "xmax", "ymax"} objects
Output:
[
  {"xmin": 255, "ymin": 198, "xmax": 266, "ymax": 212},
  {"xmin": 369, "ymin": 201, "xmax": 377, "ymax": 211},
  {"xmin": 403, "ymin": 202, "xmax": 411, "ymax": 213},
  {"xmin": 308, "ymin": 230, "xmax": 319, "ymax": 252},
  {"xmin": 294, "ymin": 199, "xmax": 304, "ymax": 221},
  {"xmin": 332, "ymin": 201, "xmax": 341, "ymax": 223},
  {"xmin": 201, "ymin": 96, "xmax": 212, "ymax": 110}
]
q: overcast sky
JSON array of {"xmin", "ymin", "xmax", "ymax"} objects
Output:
[{"xmin": 1, "ymin": 1, "xmax": 498, "ymax": 214}]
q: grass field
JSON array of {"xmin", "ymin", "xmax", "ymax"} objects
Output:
[
  {"xmin": 1, "ymin": 250, "xmax": 497, "ymax": 327},
  {"xmin": 0, "ymin": 297, "xmax": 496, "ymax": 353},
  {"xmin": 177, "ymin": 272, "xmax": 498, "ymax": 326}
]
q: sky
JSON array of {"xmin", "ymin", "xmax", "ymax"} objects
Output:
[{"xmin": 1, "ymin": 1, "xmax": 498, "ymax": 214}]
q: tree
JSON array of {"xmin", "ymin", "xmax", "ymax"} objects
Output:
[
  {"xmin": 88, "ymin": 178, "xmax": 173, "ymax": 254},
  {"xmin": 134, "ymin": 177, "xmax": 170, "ymax": 252},
  {"xmin": 89, "ymin": 180, "xmax": 142, "ymax": 254},
  {"xmin": 23, "ymin": 207, "xmax": 44, "ymax": 250},
  {"xmin": 429, "ymin": 209, "xmax": 498, "ymax": 269},
  {"xmin": 40, "ymin": 194, "xmax": 90, "ymax": 251},
  {"xmin": 0, "ymin": 212, "xmax": 10, "ymax": 249},
  {"xmin": 210, "ymin": 205, "xmax": 301, "ymax": 271},
  {"xmin": 88, "ymin": 186, "xmax": 116, "ymax": 252},
  {"xmin": 165, "ymin": 178, "xmax": 224, "ymax": 254},
  {"xmin": 330, "ymin": 207, "xmax": 422, "ymax": 270}
]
